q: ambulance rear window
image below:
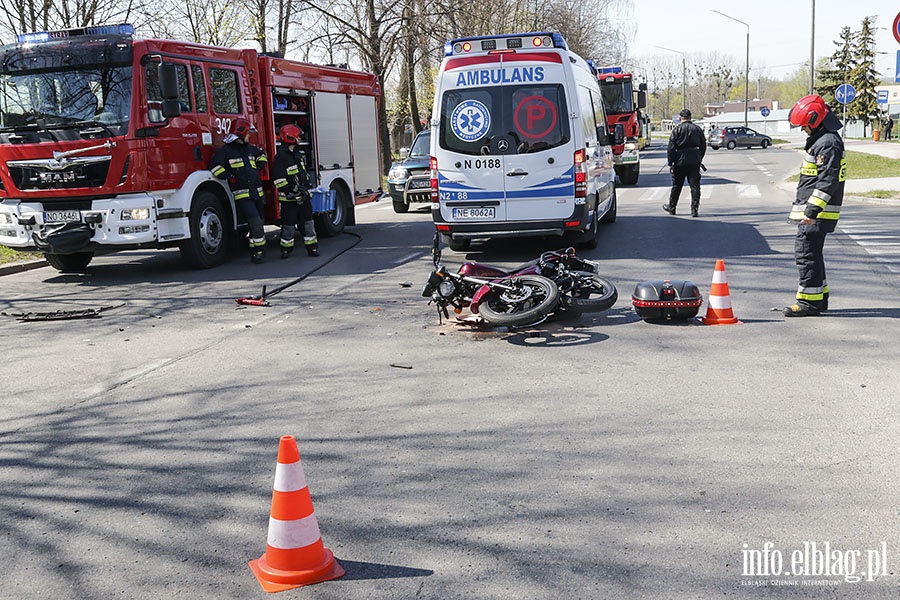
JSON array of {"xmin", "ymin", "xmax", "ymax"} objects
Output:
[{"xmin": 439, "ymin": 84, "xmax": 569, "ymax": 156}]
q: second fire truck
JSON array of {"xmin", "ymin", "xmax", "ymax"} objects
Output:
[{"xmin": 597, "ymin": 66, "xmax": 647, "ymax": 186}]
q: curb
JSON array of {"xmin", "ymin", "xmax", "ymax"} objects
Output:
[{"xmin": 0, "ymin": 259, "xmax": 47, "ymax": 276}]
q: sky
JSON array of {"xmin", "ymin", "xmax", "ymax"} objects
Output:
[{"xmin": 621, "ymin": 0, "xmax": 897, "ymax": 82}]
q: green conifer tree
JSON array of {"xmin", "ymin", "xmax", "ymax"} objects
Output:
[{"xmin": 848, "ymin": 16, "xmax": 881, "ymax": 135}]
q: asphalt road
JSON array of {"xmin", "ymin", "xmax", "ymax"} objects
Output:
[{"xmin": 2, "ymin": 145, "xmax": 900, "ymax": 599}]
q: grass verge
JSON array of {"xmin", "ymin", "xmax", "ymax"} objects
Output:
[
  {"xmin": 786, "ymin": 150, "xmax": 900, "ymax": 185},
  {"xmin": 0, "ymin": 246, "xmax": 41, "ymax": 266}
]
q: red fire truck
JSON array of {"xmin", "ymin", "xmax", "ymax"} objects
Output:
[
  {"xmin": 597, "ymin": 67, "xmax": 647, "ymax": 186},
  {"xmin": 0, "ymin": 24, "xmax": 382, "ymax": 271}
]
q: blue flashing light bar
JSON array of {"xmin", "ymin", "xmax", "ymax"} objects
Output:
[
  {"xmin": 597, "ymin": 66, "xmax": 622, "ymax": 74},
  {"xmin": 16, "ymin": 23, "xmax": 134, "ymax": 44}
]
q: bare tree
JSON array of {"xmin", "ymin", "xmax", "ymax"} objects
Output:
[
  {"xmin": 298, "ymin": 0, "xmax": 404, "ymax": 174},
  {"xmin": 0, "ymin": 0, "xmax": 139, "ymax": 39}
]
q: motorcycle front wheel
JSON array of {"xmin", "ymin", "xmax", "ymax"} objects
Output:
[
  {"xmin": 477, "ymin": 275, "xmax": 560, "ymax": 327},
  {"xmin": 558, "ymin": 272, "xmax": 618, "ymax": 314}
]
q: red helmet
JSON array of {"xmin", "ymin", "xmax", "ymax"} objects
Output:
[
  {"xmin": 232, "ymin": 118, "xmax": 256, "ymax": 137},
  {"xmin": 789, "ymin": 94, "xmax": 828, "ymax": 129},
  {"xmin": 279, "ymin": 124, "xmax": 302, "ymax": 145}
]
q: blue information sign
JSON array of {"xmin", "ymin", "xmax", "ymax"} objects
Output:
[
  {"xmin": 760, "ymin": 107, "xmax": 771, "ymax": 118},
  {"xmin": 836, "ymin": 83, "xmax": 856, "ymax": 105},
  {"xmin": 896, "ymin": 50, "xmax": 900, "ymax": 84}
]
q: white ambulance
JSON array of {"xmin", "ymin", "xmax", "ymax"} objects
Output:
[{"xmin": 430, "ymin": 32, "xmax": 621, "ymax": 252}]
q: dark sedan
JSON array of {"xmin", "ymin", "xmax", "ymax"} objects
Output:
[{"xmin": 708, "ymin": 126, "xmax": 772, "ymax": 150}]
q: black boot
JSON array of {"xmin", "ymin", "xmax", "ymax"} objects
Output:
[
  {"xmin": 662, "ymin": 204, "xmax": 676, "ymax": 215},
  {"xmin": 691, "ymin": 205, "xmax": 699, "ymax": 218},
  {"xmin": 306, "ymin": 245, "xmax": 320, "ymax": 257},
  {"xmin": 783, "ymin": 303, "xmax": 820, "ymax": 317},
  {"xmin": 251, "ymin": 250, "xmax": 265, "ymax": 264},
  {"xmin": 280, "ymin": 247, "xmax": 293, "ymax": 259}
]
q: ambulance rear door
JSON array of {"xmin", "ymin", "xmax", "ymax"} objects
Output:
[{"xmin": 435, "ymin": 49, "xmax": 574, "ymax": 225}]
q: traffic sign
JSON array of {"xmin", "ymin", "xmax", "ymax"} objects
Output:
[
  {"xmin": 760, "ymin": 107, "xmax": 771, "ymax": 118},
  {"xmin": 878, "ymin": 89, "xmax": 889, "ymax": 104},
  {"xmin": 836, "ymin": 83, "xmax": 856, "ymax": 104},
  {"xmin": 896, "ymin": 50, "xmax": 900, "ymax": 84},
  {"xmin": 894, "ymin": 12, "xmax": 900, "ymax": 45}
]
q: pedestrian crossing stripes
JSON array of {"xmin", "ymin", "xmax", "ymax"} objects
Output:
[
  {"xmin": 839, "ymin": 221, "xmax": 900, "ymax": 275},
  {"xmin": 636, "ymin": 184, "xmax": 762, "ymax": 202}
]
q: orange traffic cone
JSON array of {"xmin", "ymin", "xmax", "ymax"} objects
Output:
[
  {"xmin": 701, "ymin": 259, "xmax": 740, "ymax": 325},
  {"xmin": 249, "ymin": 436, "xmax": 345, "ymax": 593}
]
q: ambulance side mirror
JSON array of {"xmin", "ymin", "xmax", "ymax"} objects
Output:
[{"xmin": 158, "ymin": 63, "xmax": 182, "ymax": 119}]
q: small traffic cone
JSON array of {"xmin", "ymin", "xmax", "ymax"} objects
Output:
[
  {"xmin": 701, "ymin": 259, "xmax": 740, "ymax": 325},
  {"xmin": 249, "ymin": 436, "xmax": 344, "ymax": 593}
]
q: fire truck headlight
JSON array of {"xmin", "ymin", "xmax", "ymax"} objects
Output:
[
  {"xmin": 624, "ymin": 142, "xmax": 638, "ymax": 151},
  {"xmin": 121, "ymin": 208, "xmax": 150, "ymax": 220},
  {"xmin": 0, "ymin": 213, "xmax": 11, "ymax": 225}
]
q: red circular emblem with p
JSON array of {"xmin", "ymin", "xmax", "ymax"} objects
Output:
[{"xmin": 514, "ymin": 96, "xmax": 558, "ymax": 140}]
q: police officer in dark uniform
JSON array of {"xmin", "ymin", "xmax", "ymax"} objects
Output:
[
  {"xmin": 662, "ymin": 108, "xmax": 706, "ymax": 217},
  {"xmin": 783, "ymin": 94, "xmax": 845, "ymax": 317},
  {"xmin": 272, "ymin": 125, "xmax": 319, "ymax": 258},
  {"xmin": 209, "ymin": 118, "xmax": 269, "ymax": 263}
]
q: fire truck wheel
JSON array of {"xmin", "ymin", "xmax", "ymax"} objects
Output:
[
  {"xmin": 44, "ymin": 252, "xmax": 93, "ymax": 273},
  {"xmin": 314, "ymin": 184, "xmax": 349, "ymax": 237},
  {"xmin": 180, "ymin": 191, "xmax": 230, "ymax": 269}
]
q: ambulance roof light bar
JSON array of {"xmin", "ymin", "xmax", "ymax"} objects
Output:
[
  {"xmin": 16, "ymin": 23, "xmax": 134, "ymax": 44},
  {"xmin": 444, "ymin": 32, "xmax": 567, "ymax": 56}
]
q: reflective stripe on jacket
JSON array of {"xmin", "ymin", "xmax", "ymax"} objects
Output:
[
  {"xmin": 272, "ymin": 145, "xmax": 311, "ymax": 202},
  {"xmin": 789, "ymin": 130, "xmax": 845, "ymax": 231},
  {"xmin": 209, "ymin": 141, "xmax": 267, "ymax": 201}
]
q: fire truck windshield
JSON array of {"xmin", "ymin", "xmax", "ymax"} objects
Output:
[
  {"xmin": 0, "ymin": 38, "xmax": 132, "ymax": 137},
  {"xmin": 600, "ymin": 80, "xmax": 634, "ymax": 115}
]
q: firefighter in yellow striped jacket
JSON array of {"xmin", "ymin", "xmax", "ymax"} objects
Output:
[
  {"xmin": 209, "ymin": 118, "xmax": 269, "ymax": 263},
  {"xmin": 783, "ymin": 94, "xmax": 846, "ymax": 317},
  {"xmin": 272, "ymin": 125, "xmax": 319, "ymax": 258}
]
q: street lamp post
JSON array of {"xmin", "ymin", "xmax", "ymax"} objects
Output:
[
  {"xmin": 809, "ymin": 0, "xmax": 816, "ymax": 94},
  {"xmin": 656, "ymin": 46, "xmax": 686, "ymax": 111},
  {"xmin": 712, "ymin": 10, "xmax": 750, "ymax": 128}
]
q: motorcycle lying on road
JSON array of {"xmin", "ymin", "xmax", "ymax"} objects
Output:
[{"xmin": 422, "ymin": 234, "xmax": 617, "ymax": 327}]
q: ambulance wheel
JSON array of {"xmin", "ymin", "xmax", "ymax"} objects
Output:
[
  {"xmin": 315, "ymin": 184, "xmax": 350, "ymax": 237},
  {"xmin": 575, "ymin": 205, "xmax": 599, "ymax": 250},
  {"xmin": 448, "ymin": 238, "xmax": 471, "ymax": 252},
  {"xmin": 44, "ymin": 252, "xmax": 93, "ymax": 273},
  {"xmin": 600, "ymin": 186, "xmax": 617, "ymax": 224},
  {"xmin": 180, "ymin": 191, "xmax": 229, "ymax": 269}
]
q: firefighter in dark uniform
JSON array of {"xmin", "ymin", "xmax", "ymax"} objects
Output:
[
  {"xmin": 209, "ymin": 118, "xmax": 269, "ymax": 263},
  {"xmin": 272, "ymin": 125, "xmax": 319, "ymax": 258},
  {"xmin": 784, "ymin": 94, "xmax": 846, "ymax": 317},
  {"xmin": 662, "ymin": 108, "xmax": 706, "ymax": 217}
]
